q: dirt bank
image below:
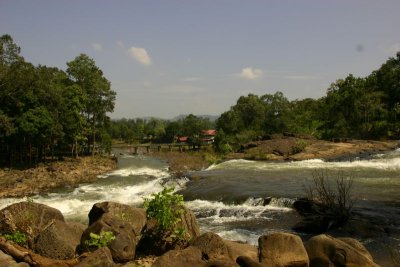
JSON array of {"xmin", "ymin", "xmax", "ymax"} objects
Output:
[{"xmin": 0, "ymin": 156, "xmax": 117, "ymax": 198}]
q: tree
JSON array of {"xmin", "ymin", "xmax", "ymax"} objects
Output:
[{"xmin": 66, "ymin": 54, "xmax": 116, "ymax": 155}]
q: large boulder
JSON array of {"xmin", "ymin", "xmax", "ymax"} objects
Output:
[
  {"xmin": 152, "ymin": 246, "xmax": 206, "ymax": 267},
  {"xmin": 137, "ymin": 206, "xmax": 201, "ymax": 255},
  {"xmin": 88, "ymin": 201, "xmax": 146, "ymax": 239},
  {"xmin": 191, "ymin": 232, "xmax": 231, "ymax": 261},
  {"xmin": 0, "ymin": 202, "xmax": 65, "ymax": 246},
  {"xmin": 80, "ymin": 213, "xmax": 136, "ymax": 263},
  {"xmin": 75, "ymin": 247, "xmax": 116, "ymax": 267},
  {"xmin": 180, "ymin": 206, "xmax": 201, "ymax": 239},
  {"xmin": 34, "ymin": 220, "xmax": 84, "ymax": 260},
  {"xmin": 258, "ymin": 232, "xmax": 309, "ymax": 267},
  {"xmin": 224, "ymin": 239, "xmax": 258, "ymax": 263},
  {"xmin": 305, "ymin": 234, "xmax": 379, "ymax": 267},
  {"xmin": 0, "ymin": 249, "xmax": 30, "ymax": 267}
]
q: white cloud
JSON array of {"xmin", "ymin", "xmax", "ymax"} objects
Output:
[
  {"xmin": 128, "ymin": 46, "xmax": 152, "ymax": 66},
  {"xmin": 92, "ymin": 43, "xmax": 103, "ymax": 52},
  {"xmin": 239, "ymin": 67, "xmax": 263, "ymax": 80}
]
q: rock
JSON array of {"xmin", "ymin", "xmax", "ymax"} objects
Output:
[
  {"xmin": 337, "ymin": 237, "xmax": 374, "ymax": 261},
  {"xmin": 34, "ymin": 220, "xmax": 84, "ymax": 260},
  {"xmin": 137, "ymin": 206, "xmax": 200, "ymax": 256},
  {"xmin": 223, "ymin": 239, "xmax": 258, "ymax": 263},
  {"xmin": 180, "ymin": 206, "xmax": 201, "ymax": 239},
  {"xmin": 76, "ymin": 247, "xmax": 116, "ymax": 267},
  {"xmin": 191, "ymin": 232, "xmax": 231, "ymax": 261},
  {"xmin": 205, "ymin": 259, "xmax": 239, "ymax": 267},
  {"xmin": 88, "ymin": 201, "xmax": 146, "ymax": 239},
  {"xmin": 80, "ymin": 213, "xmax": 136, "ymax": 263},
  {"xmin": 292, "ymin": 216, "xmax": 330, "ymax": 234},
  {"xmin": 0, "ymin": 249, "xmax": 30, "ymax": 267},
  {"xmin": 0, "ymin": 202, "xmax": 65, "ymax": 246},
  {"xmin": 258, "ymin": 232, "xmax": 309, "ymax": 267},
  {"xmin": 152, "ymin": 246, "xmax": 206, "ymax": 267},
  {"xmin": 305, "ymin": 234, "xmax": 379, "ymax": 267},
  {"xmin": 293, "ymin": 199, "xmax": 321, "ymax": 216},
  {"xmin": 236, "ymin": 256, "xmax": 263, "ymax": 267}
]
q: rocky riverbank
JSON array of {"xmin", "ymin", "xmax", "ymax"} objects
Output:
[
  {"xmin": 149, "ymin": 138, "xmax": 399, "ymax": 177},
  {"xmin": 0, "ymin": 156, "xmax": 117, "ymax": 198},
  {"xmin": 0, "ymin": 201, "xmax": 382, "ymax": 266}
]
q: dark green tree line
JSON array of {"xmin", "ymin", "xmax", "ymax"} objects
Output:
[{"xmin": 0, "ymin": 34, "xmax": 116, "ymax": 166}]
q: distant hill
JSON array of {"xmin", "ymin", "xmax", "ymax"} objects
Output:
[{"xmin": 171, "ymin": 114, "xmax": 219, "ymax": 122}]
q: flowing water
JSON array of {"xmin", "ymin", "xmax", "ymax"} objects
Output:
[{"xmin": 1, "ymin": 148, "xmax": 400, "ymax": 265}]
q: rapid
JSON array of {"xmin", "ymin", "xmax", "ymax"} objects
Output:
[{"xmin": 0, "ymin": 148, "xmax": 399, "ymax": 264}]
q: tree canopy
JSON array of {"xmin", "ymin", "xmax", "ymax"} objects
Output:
[{"xmin": 0, "ymin": 35, "xmax": 116, "ymax": 166}]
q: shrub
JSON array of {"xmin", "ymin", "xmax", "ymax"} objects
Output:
[
  {"xmin": 4, "ymin": 231, "xmax": 27, "ymax": 245},
  {"xmin": 143, "ymin": 187, "xmax": 186, "ymax": 239},
  {"xmin": 85, "ymin": 231, "xmax": 116, "ymax": 249},
  {"xmin": 305, "ymin": 169, "xmax": 354, "ymax": 224},
  {"xmin": 291, "ymin": 139, "xmax": 308, "ymax": 154}
]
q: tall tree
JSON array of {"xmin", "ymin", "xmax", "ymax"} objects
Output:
[{"xmin": 66, "ymin": 54, "xmax": 116, "ymax": 155}]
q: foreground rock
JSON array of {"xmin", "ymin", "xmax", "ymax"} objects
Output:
[
  {"xmin": 258, "ymin": 232, "xmax": 309, "ymax": 267},
  {"xmin": 0, "ymin": 201, "xmax": 382, "ymax": 267},
  {"xmin": 34, "ymin": 220, "xmax": 84, "ymax": 260},
  {"xmin": 138, "ymin": 206, "xmax": 200, "ymax": 256},
  {"xmin": 80, "ymin": 212, "xmax": 137, "ymax": 262},
  {"xmin": 0, "ymin": 201, "xmax": 65, "ymax": 246},
  {"xmin": 88, "ymin": 202, "xmax": 147, "ymax": 241},
  {"xmin": 305, "ymin": 234, "xmax": 379, "ymax": 267}
]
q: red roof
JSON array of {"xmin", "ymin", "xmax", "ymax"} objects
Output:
[
  {"xmin": 177, "ymin": 136, "xmax": 188, "ymax": 142},
  {"xmin": 202, "ymin": 130, "xmax": 217, "ymax": 136}
]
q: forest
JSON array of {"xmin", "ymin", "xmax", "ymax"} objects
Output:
[
  {"xmin": 110, "ymin": 51, "xmax": 400, "ymax": 153},
  {"xmin": 1, "ymin": 33, "xmax": 400, "ymax": 166},
  {"xmin": 0, "ymin": 35, "xmax": 116, "ymax": 166}
]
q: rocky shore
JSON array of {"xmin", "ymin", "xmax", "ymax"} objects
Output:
[
  {"xmin": 0, "ymin": 156, "xmax": 117, "ymax": 198},
  {"xmin": 0, "ymin": 201, "xmax": 382, "ymax": 266}
]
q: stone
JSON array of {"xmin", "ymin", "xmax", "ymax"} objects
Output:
[
  {"xmin": 0, "ymin": 202, "xmax": 65, "ymax": 246},
  {"xmin": 191, "ymin": 232, "xmax": 231, "ymax": 261},
  {"xmin": 34, "ymin": 220, "xmax": 84, "ymax": 259},
  {"xmin": 179, "ymin": 206, "xmax": 201, "ymax": 239},
  {"xmin": 152, "ymin": 246, "xmax": 206, "ymax": 267},
  {"xmin": 80, "ymin": 213, "xmax": 136, "ymax": 263},
  {"xmin": 0, "ymin": 249, "xmax": 30, "ymax": 267},
  {"xmin": 88, "ymin": 201, "xmax": 147, "ymax": 238},
  {"xmin": 137, "ymin": 206, "xmax": 201, "ymax": 256},
  {"xmin": 75, "ymin": 247, "xmax": 116, "ymax": 267},
  {"xmin": 305, "ymin": 234, "xmax": 379, "ymax": 267},
  {"xmin": 258, "ymin": 232, "xmax": 309, "ymax": 267},
  {"xmin": 236, "ymin": 256, "xmax": 263, "ymax": 267},
  {"xmin": 224, "ymin": 239, "xmax": 258, "ymax": 262}
]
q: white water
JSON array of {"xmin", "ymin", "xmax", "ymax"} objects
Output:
[{"xmin": 1, "ymin": 149, "xmax": 400, "ymax": 246}]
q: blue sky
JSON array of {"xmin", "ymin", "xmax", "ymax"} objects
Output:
[{"xmin": 1, "ymin": 0, "xmax": 399, "ymax": 119}]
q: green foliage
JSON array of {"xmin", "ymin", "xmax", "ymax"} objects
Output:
[
  {"xmin": 85, "ymin": 231, "xmax": 116, "ymax": 249},
  {"xmin": 143, "ymin": 187, "xmax": 185, "ymax": 233},
  {"xmin": 0, "ymin": 34, "xmax": 116, "ymax": 166},
  {"xmin": 4, "ymin": 231, "xmax": 27, "ymax": 245},
  {"xmin": 291, "ymin": 139, "xmax": 308, "ymax": 154}
]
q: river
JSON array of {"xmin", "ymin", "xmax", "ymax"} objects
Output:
[{"xmin": 1, "ymin": 148, "xmax": 400, "ymax": 265}]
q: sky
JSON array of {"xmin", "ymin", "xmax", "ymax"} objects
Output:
[{"xmin": 1, "ymin": 0, "xmax": 399, "ymax": 119}]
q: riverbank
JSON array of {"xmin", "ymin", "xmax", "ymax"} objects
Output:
[
  {"xmin": 149, "ymin": 138, "xmax": 399, "ymax": 176},
  {"xmin": 0, "ymin": 156, "xmax": 117, "ymax": 198}
]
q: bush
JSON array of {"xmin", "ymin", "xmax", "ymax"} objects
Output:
[
  {"xmin": 143, "ymin": 187, "xmax": 185, "ymax": 234},
  {"xmin": 85, "ymin": 231, "xmax": 116, "ymax": 249},
  {"xmin": 305, "ymin": 169, "xmax": 354, "ymax": 224},
  {"xmin": 4, "ymin": 231, "xmax": 27, "ymax": 245}
]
